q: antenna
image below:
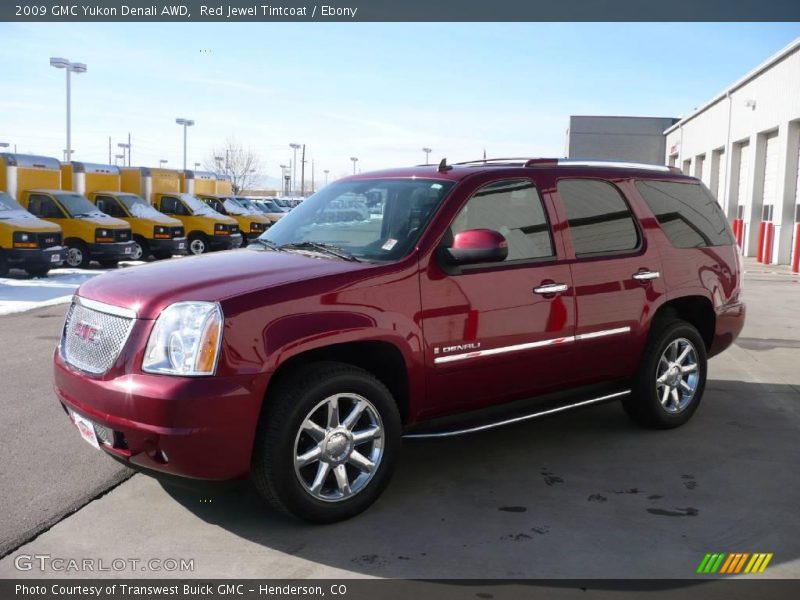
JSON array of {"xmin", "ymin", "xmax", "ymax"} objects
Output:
[{"xmin": 438, "ymin": 158, "xmax": 452, "ymax": 172}]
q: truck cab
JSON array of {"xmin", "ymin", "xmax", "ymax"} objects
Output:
[
  {"xmin": 196, "ymin": 193, "xmax": 272, "ymax": 244},
  {"xmin": 0, "ymin": 191, "xmax": 65, "ymax": 277},
  {"xmin": 19, "ymin": 189, "xmax": 135, "ymax": 268},
  {"xmin": 61, "ymin": 161, "xmax": 188, "ymax": 261},
  {"xmin": 152, "ymin": 192, "xmax": 241, "ymax": 255}
]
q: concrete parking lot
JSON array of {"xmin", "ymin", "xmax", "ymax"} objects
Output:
[{"xmin": 0, "ymin": 260, "xmax": 798, "ymax": 578}]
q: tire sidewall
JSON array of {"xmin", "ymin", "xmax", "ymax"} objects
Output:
[
  {"xmin": 258, "ymin": 369, "xmax": 401, "ymax": 523},
  {"xmin": 636, "ymin": 322, "xmax": 707, "ymax": 427}
]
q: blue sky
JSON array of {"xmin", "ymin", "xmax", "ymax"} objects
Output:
[{"xmin": 0, "ymin": 22, "xmax": 798, "ymax": 186}]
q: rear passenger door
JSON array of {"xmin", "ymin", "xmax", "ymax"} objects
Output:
[
  {"xmin": 553, "ymin": 178, "xmax": 665, "ymax": 385},
  {"xmin": 420, "ymin": 177, "xmax": 576, "ymax": 417}
]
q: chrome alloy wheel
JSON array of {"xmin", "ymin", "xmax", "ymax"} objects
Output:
[
  {"xmin": 189, "ymin": 238, "xmax": 206, "ymax": 255},
  {"xmin": 655, "ymin": 338, "xmax": 699, "ymax": 413},
  {"xmin": 130, "ymin": 241, "xmax": 144, "ymax": 261},
  {"xmin": 293, "ymin": 393, "xmax": 384, "ymax": 502},
  {"xmin": 66, "ymin": 246, "xmax": 83, "ymax": 267}
]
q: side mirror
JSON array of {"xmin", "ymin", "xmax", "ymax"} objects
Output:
[{"xmin": 442, "ymin": 228, "xmax": 508, "ymax": 265}]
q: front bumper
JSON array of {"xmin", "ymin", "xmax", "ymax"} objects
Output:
[
  {"xmin": 53, "ymin": 348, "xmax": 268, "ymax": 479},
  {"xmin": 8, "ymin": 245, "xmax": 65, "ymax": 268},
  {"xmin": 209, "ymin": 233, "xmax": 243, "ymax": 250},
  {"xmin": 150, "ymin": 237, "xmax": 188, "ymax": 255},
  {"xmin": 89, "ymin": 241, "xmax": 137, "ymax": 261}
]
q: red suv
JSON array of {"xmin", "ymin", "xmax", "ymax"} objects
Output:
[{"xmin": 54, "ymin": 158, "xmax": 745, "ymax": 522}]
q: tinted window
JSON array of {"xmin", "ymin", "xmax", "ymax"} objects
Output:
[
  {"xmin": 95, "ymin": 195, "xmax": 126, "ymax": 217},
  {"xmin": 160, "ymin": 196, "xmax": 189, "ymax": 216},
  {"xmin": 451, "ymin": 179, "xmax": 553, "ymax": 262},
  {"xmin": 635, "ymin": 180, "xmax": 734, "ymax": 248},
  {"xmin": 28, "ymin": 194, "xmax": 64, "ymax": 219},
  {"xmin": 557, "ymin": 179, "xmax": 639, "ymax": 256}
]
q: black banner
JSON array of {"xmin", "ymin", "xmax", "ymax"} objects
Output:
[{"xmin": 3, "ymin": 0, "xmax": 800, "ymax": 22}]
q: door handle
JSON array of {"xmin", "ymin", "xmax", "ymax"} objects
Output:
[
  {"xmin": 533, "ymin": 283, "xmax": 568, "ymax": 295},
  {"xmin": 632, "ymin": 270, "xmax": 660, "ymax": 281}
]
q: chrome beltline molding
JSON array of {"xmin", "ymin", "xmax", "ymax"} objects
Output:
[
  {"xmin": 433, "ymin": 326, "xmax": 631, "ymax": 365},
  {"xmin": 403, "ymin": 390, "xmax": 631, "ymax": 439}
]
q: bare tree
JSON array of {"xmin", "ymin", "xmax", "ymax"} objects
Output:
[{"xmin": 204, "ymin": 138, "xmax": 264, "ymax": 194}]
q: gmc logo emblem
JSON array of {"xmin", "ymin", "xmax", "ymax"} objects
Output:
[{"xmin": 73, "ymin": 322, "xmax": 102, "ymax": 343}]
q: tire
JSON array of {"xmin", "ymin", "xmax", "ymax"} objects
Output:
[
  {"xmin": 65, "ymin": 241, "xmax": 90, "ymax": 268},
  {"xmin": 623, "ymin": 320, "xmax": 707, "ymax": 429},
  {"xmin": 252, "ymin": 362, "xmax": 401, "ymax": 523},
  {"xmin": 26, "ymin": 266, "xmax": 51, "ymax": 278},
  {"xmin": 0, "ymin": 251, "xmax": 8, "ymax": 277},
  {"xmin": 131, "ymin": 236, "xmax": 149, "ymax": 261},
  {"xmin": 188, "ymin": 233, "xmax": 209, "ymax": 256}
]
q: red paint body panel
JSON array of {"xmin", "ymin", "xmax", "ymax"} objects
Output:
[{"xmin": 54, "ymin": 163, "xmax": 745, "ymax": 480}]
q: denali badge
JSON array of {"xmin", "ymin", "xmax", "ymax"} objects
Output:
[{"xmin": 434, "ymin": 342, "xmax": 481, "ymax": 355}]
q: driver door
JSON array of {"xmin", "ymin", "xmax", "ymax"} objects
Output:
[{"xmin": 419, "ymin": 177, "xmax": 576, "ymax": 418}]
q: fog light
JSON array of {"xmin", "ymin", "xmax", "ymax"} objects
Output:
[{"xmin": 93, "ymin": 423, "xmax": 114, "ymax": 447}]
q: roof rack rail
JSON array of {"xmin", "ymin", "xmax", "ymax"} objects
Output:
[
  {"xmin": 452, "ymin": 157, "xmax": 559, "ymax": 167},
  {"xmin": 447, "ymin": 157, "xmax": 685, "ymax": 173}
]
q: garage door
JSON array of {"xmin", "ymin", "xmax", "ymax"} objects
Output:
[
  {"xmin": 736, "ymin": 142, "xmax": 750, "ymax": 217},
  {"xmin": 715, "ymin": 149, "xmax": 726, "ymax": 205},
  {"xmin": 794, "ymin": 143, "xmax": 800, "ymax": 270},
  {"xmin": 762, "ymin": 131, "xmax": 779, "ymax": 220}
]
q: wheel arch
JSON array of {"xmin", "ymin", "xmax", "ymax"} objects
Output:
[{"xmin": 651, "ymin": 295, "xmax": 715, "ymax": 351}]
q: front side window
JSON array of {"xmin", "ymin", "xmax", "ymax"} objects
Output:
[
  {"xmin": 262, "ymin": 178, "xmax": 454, "ymax": 261},
  {"xmin": 95, "ymin": 195, "xmax": 127, "ymax": 218},
  {"xmin": 635, "ymin": 180, "xmax": 734, "ymax": 248},
  {"xmin": 28, "ymin": 194, "xmax": 66, "ymax": 219},
  {"xmin": 557, "ymin": 179, "xmax": 639, "ymax": 256},
  {"xmin": 450, "ymin": 179, "xmax": 553, "ymax": 262}
]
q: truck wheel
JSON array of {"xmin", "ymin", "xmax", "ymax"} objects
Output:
[
  {"xmin": 26, "ymin": 266, "xmax": 51, "ymax": 278},
  {"xmin": 131, "ymin": 236, "xmax": 149, "ymax": 261},
  {"xmin": 623, "ymin": 320, "xmax": 707, "ymax": 429},
  {"xmin": 188, "ymin": 233, "xmax": 209, "ymax": 255},
  {"xmin": 252, "ymin": 362, "xmax": 401, "ymax": 523},
  {"xmin": 65, "ymin": 241, "xmax": 90, "ymax": 269}
]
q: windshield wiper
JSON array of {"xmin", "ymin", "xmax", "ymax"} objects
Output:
[
  {"xmin": 250, "ymin": 238, "xmax": 282, "ymax": 252},
  {"xmin": 280, "ymin": 241, "xmax": 359, "ymax": 262}
]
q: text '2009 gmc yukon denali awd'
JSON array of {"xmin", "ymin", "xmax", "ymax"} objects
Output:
[{"xmin": 54, "ymin": 158, "xmax": 745, "ymax": 522}]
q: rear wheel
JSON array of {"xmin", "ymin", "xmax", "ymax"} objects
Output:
[
  {"xmin": 188, "ymin": 233, "xmax": 209, "ymax": 255},
  {"xmin": 623, "ymin": 320, "xmax": 707, "ymax": 429},
  {"xmin": 65, "ymin": 241, "xmax": 90, "ymax": 268},
  {"xmin": 252, "ymin": 362, "xmax": 401, "ymax": 523}
]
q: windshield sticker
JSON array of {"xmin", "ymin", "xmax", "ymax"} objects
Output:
[{"xmin": 382, "ymin": 238, "xmax": 398, "ymax": 251}]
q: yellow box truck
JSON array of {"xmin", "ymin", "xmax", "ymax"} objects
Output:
[
  {"xmin": 195, "ymin": 192, "xmax": 272, "ymax": 245},
  {"xmin": 216, "ymin": 174, "xmax": 233, "ymax": 196},
  {"xmin": 0, "ymin": 154, "xmax": 66, "ymax": 277},
  {"xmin": 62, "ymin": 162, "xmax": 187, "ymax": 261},
  {"xmin": 4, "ymin": 154, "xmax": 133, "ymax": 269},
  {"xmin": 121, "ymin": 167, "xmax": 241, "ymax": 255}
]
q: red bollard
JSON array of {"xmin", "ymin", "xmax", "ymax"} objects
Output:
[
  {"xmin": 792, "ymin": 223, "xmax": 800, "ymax": 274},
  {"xmin": 756, "ymin": 221, "xmax": 767, "ymax": 263},
  {"xmin": 732, "ymin": 219, "xmax": 744, "ymax": 249},
  {"xmin": 763, "ymin": 223, "xmax": 774, "ymax": 265}
]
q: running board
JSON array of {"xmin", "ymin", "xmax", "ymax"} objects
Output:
[{"xmin": 402, "ymin": 390, "xmax": 631, "ymax": 439}]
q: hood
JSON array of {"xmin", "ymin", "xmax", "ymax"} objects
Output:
[
  {"xmin": 79, "ymin": 214, "xmax": 130, "ymax": 228},
  {"xmin": 134, "ymin": 213, "xmax": 183, "ymax": 227},
  {"xmin": 0, "ymin": 211, "xmax": 61, "ymax": 232},
  {"xmin": 76, "ymin": 248, "xmax": 371, "ymax": 319}
]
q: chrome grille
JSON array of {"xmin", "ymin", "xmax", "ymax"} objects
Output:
[{"xmin": 61, "ymin": 298, "xmax": 136, "ymax": 375}]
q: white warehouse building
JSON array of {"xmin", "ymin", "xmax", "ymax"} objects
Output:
[{"xmin": 664, "ymin": 37, "xmax": 800, "ymax": 267}]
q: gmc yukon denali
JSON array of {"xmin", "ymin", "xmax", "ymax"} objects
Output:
[{"xmin": 54, "ymin": 158, "xmax": 745, "ymax": 522}]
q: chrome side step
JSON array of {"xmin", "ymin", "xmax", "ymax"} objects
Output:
[{"xmin": 402, "ymin": 390, "xmax": 631, "ymax": 439}]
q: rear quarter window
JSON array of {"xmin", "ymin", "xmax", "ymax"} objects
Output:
[{"xmin": 635, "ymin": 180, "xmax": 734, "ymax": 248}]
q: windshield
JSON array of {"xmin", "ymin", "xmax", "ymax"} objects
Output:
[
  {"xmin": 117, "ymin": 194, "xmax": 167, "ymax": 219},
  {"xmin": 235, "ymin": 197, "xmax": 261, "ymax": 214},
  {"xmin": 222, "ymin": 197, "xmax": 250, "ymax": 216},
  {"xmin": 260, "ymin": 178, "xmax": 454, "ymax": 261},
  {"xmin": 262, "ymin": 200, "xmax": 281, "ymax": 212},
  {"xmin": 180, "ymin": 193, "xmax": 219, "ymax": 216},
  {"xmin": 0, "ymin": 192, "xmax": 24, "ymax": 212},
  {"xmin": 55, "ymin": 193, "xmax": 105, "ymax": 218}
]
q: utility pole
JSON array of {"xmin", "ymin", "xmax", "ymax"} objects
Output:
[
  {"xmin": 108, "ymin": 136, "xmax": 112, "ymax": 164},
  {"xmin": 311, "ymin": 159, "xmax": 315, "ymax": 194},
  {"xmin": 300, "ymin": 144, "xmax": 306, "ymax": 198},
  {"xmin": 127, "ymin": 132, "xmax": 131, "ymax": 166}
]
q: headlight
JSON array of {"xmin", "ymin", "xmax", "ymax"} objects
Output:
[
  {"xmin": 142, "ymin": 302, "xmax": 223, "ymax": 376},
  {"xmin": 13, "ymin": 232, "xmax": 38, "ymax": 248},
  {"xmin": 153, "ymin": 225, "xmax": 170, "ymax": 239}
]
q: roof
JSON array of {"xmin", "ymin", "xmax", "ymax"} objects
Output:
[
  {"xmin": 665, "ymin": 36, "xmax": 800, "ymax": 134},
  {"xmin": 69, "ymin": 162, "xmax": 120, "ymax": 175},
  {"xmin": 0, "ymin": 153, "xmax": 61, "ymax": 170},
  {"xmin": 340, "ymin": 158, "xmax": 687, "ymax": 182}
]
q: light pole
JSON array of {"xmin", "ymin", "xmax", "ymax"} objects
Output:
[
  {"xmin": 114, "ymin": 153, "xmax": 125, "ymax": 166},
  {"xmin": 175, "ymin": 118, "xmax": 195, "ymax": 171},
  {"xmin": 422, "ymin": 147, "xmax": 432, "ymax": 165},
  {"xmin": 350, "ymin": 156, "xmax": 359, "ymax": 174},
  {"xmin": 194, "ymin": 162, "xmax": 201, "ymax": 170},
  {"xmin": 159, "ymin": 159, "xmax": 168, "ymax": 168},
  {"xmin": 117, "ymin": 142, "xmax": 130, "ymax": 167},
  {"xmin": 50, "ymin": 57, "xmax": 86, "ymax": 164},
  {"xmin": 289, "ymin": 143, "xmax": 301, "ymax": 197},
  {"xmin": 279, "ymin": 164, "xmax": 288, "ymax": 196},
  {"xmin": 214, "ymin": 155, "xmax": 224, "ymax": 175},
  {"xmin": 324, "ymin": 169, "xmax": 330, "ymax": 186},
  {"xmin": 62, "ymin": 149, "xmax": 74, "ymax": 162}
]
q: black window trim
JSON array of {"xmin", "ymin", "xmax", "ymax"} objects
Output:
[
  {"xmin": 437, "ymin": 176, "xmax": 560, "ymax": 275},
  {"xmin": 555, "ymin": 176, "xmax": 644, "ymax": 261}
]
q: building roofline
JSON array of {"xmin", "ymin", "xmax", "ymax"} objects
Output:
[{"xmin": 664, "ymin": 36, "xmax": 800, "ymax": 135}]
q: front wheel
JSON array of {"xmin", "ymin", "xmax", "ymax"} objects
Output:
[
  {"xmin": 131, "ymin": 236, "xmax": 149, "ymax": 261},
  {"xmin": 65, "ymin": 241, "xmax": 90, "ymax": 268},
  {"xmin": 623, "ymin": 320, "xmax": 707, "ymax": 429},
  {"xmin": 188, "ymin": 233, "xmax": 209, "ymax": 256},
  {"xmin": 252, "ymin": 362, "xmax": 401, "ymax": 523}
]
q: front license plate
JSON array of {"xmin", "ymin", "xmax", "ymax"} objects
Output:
[
  {"xmin": 177, "ymin": 243, "xmax": 186, "ymax": 249},
  {"xmin": 70, "ymin": 410, "xmax": 100, "ymax": 449},
  {"xmin": 50, "ymin": 254, "xmax": 61, "ymax": 263},
  {"xmin": 124, "ymin": 246, "xmax": 132, "ymax": 254}
]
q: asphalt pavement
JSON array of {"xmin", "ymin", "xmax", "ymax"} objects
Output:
[{"xmin": 0, "ymin": 260, "xmax": 798, "ymax": 578}]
